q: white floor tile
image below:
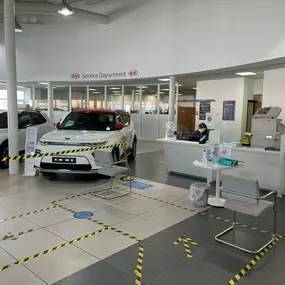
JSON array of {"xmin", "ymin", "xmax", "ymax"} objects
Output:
[
  {"xmin": 46, "ymin": 218, "xmax": 103, "ymax": 241},
  {"xmin": 92, "ymin": 205, "xmax": 135, "ymax": 225},
  {"xmin": 6, "ymin": 200, "xmax": 53, "ymax": 214},
  {"xmin": 75, "ymin": 230, "xmax": 137, "ymax": 260},
  {"xmin": 115, "ymin": 216, "xmax": 166, "ymax": 239},
  {"xmin": 0, "ymin": 205, "xmax": 18, "ymax": 220},
  {"xmin": 25, "ymin": 245, "xmax": 98, "ymax": 284},
  {"xmin": 0, "ymin": 247, "xmax": 16, "ymax": 267},
  {"xmin": 90, "ymin": 194, "xmax": 137, "ymax": 206},
  {"xmin": 161, "ymin": 186, "xmax": 189, "ymax": 198},
  {"xmin": 0, "ymin": 265, "xmax": 46, "ymax": 285},
  {"xmin": 1, "ymin": 228, "xmax": 65, "ymax": 260},
  {"xmin": 60, "ymin": 198, "xmax": 104, "ymax": 212},
  {"xmin": 112, "ymin": 197, "xmax": 163, "ymax": 215},
  {"xmin": 24, "ymin": 207, "xmax": 74, "ymax": 227},
  {"xmin": 0, "ymin": 217, "xmax": 38, "ymax": 241},
  {"xmin": 140, "ymin": 206, "xmax": 196, "ymax": 227}
]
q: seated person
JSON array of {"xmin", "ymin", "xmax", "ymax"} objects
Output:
[{"xmin": 189, "ymin": 123, "xmax": 209, "ymax": 144}]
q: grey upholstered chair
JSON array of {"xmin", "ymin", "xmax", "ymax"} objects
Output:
[{"xmin": 215, "ymin": 175, "xmax": 277, "ymax": 253}]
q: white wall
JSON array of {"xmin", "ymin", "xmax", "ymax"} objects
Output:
[
  {"xmin": 1, "ymin": 0, "xmax": 285, "ymax": 81},
  {"xmin": 253, "ymin": 78, "xmax": 263, "ymax": 95},
  {"xmin": 196, "ymin": 78, "xmax": 253, "ymax": 142},
  {"xmin": 263, "ymin": 68, "xmax": 285, "ymax": 122}
]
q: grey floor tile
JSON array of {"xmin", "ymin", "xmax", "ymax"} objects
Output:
[
  {"xmin": 105, "ymin": 243, "xmax": 180, "ymax": 282},
  {"xmin": 53, "ymin": 260, "xmax": 134, "ymax": 285}
]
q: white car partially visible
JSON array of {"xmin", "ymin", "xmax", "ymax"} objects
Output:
[
  {"xmin": 35, "ymin": 109, "xmax": 137, "ymax": 175},
  {"xmin": 0, "ymin": 110, "xmax": 55, "ymax": 168}
]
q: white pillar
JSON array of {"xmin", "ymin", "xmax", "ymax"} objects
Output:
[
  {"xmin": 4, "ymin": 0, "xmax": 19, "ymax": 174},
  {"xmin": 47, "ymin": 82, "xmax": 53, "ymax": 121},
  {"xmin": 139, "ymin": 85, "xmax": 142, "ymax": 138},
  {"xmin": 175, "ymin": 83, "xmax": 179, "ymax": 125},
  {"xmin": 32, "ymin": 85, "xmax": 36, "ymax": 110},
  {"xmin": 121, "ymin": 86, "xmax": 124, "ymax": 110},
  {"xmin": 86, "ymin": 86, "xmax": 89, "ymax": 109},
  {"xmin": 131, "ymin": 90, "xmax": 135, "ymax": 111},
  {"xmin": 104, "ymin": 86, "xmax": 107, "ymax": 109},
  {"xmin": 168, "ymin": 76, "xmax": 176, "ymax": 122},
  {"xmin": 68, "ymin": 86, "xmax": 72, "ymax": 112},
  {"xmin": 157, "ymin": 84, "xmax": 160, "ymax": 138}
]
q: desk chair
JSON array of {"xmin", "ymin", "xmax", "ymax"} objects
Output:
[{"xmin": 215, "ymin": 175, "xmax": 277, "ymax": 253}]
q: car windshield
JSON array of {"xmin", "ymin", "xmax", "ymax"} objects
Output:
[
  {"xmin": 59, "ymin": 112, "xmax": 115, "ymax": 131},
  {"xmin": 0, "ymin": 112, "xmax": 7, "ymax": 129}
]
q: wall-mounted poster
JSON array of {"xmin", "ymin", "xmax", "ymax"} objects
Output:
[
  {"xmin": 199, "ymin": 102, "xmax": 211, "ymax": 120},
  {"xmin": 222, "ymin": 100, "xmax": 236, "ymax": 121}
]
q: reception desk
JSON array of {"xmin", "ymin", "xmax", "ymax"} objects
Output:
[{"xmin": 158, "ymin": 138, "xmax": 283, "ymax": 196}]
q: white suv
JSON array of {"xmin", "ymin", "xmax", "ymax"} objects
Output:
[
  {"xmin": 35, "ymin": 109, "xmax": 137, "ymax": 175},
  {"xmin": 0, "ymin": 110, "xmax": 55, "ymax": 168}
]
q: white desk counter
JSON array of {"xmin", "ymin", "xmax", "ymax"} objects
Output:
[{"xmin": 158, "ymin": 138, "xmax": 282, "ymax": 194}]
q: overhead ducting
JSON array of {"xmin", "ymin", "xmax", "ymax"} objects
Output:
[{"xmin": 0, "ymin": 1, "xmax": 109, "ymax": 25}]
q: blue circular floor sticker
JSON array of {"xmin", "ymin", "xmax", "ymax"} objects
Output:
[{"xmin": 73, "ymin": 211, "xmax": 94, "ymax": 219}]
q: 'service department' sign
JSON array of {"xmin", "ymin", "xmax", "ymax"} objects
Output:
[{"xmin": 71, "ymin": 70, "xmax": 138, "ymax": 80}]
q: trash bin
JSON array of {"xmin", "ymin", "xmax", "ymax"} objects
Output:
[{"xmin": 189, "ymin": 182, "xmax": 210, "ymax": 207}]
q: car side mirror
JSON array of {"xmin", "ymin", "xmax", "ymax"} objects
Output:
[
  {"xmin": 55, "ymin": 121, "xmax": 61, "ymax": 129},
  {"xmin": 116, "ymin": 123, "xmax": 124, "ymax": 130}
]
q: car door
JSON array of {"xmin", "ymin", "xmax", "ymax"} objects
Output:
[{"xmin": 18, "ymin": 112, "xmax": 33, "ymax": 151}]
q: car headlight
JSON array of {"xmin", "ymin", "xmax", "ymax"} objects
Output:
[{"xmin": 39, "ymin": 140, "xmax": 48, "ymax": 146}]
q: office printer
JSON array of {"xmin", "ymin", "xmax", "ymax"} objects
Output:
[{"xmin": 251, "ymin": 106, "xmax": 284, "ymax": 149}]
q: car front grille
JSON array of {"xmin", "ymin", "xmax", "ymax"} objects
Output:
[{"xmin": 40, "ymin": 162, "xmax": 92, "ymax": 171}]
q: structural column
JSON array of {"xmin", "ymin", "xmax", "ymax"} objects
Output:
[
  {"xmin": 139, "ymin": 85, "xmax": 142, "ymax": 138},
  {"xmin": 168, "ymin": 76, "xmax": 176, "ymax": 122},
  {"xmin": 175, "ymin": 82, "xmax": 179, "ymax": 125},
  {"xmin": 86, "ymin": 86, "xmax": 90, "ymax": 109},
  {"xmin": 4, "ymin": 0, "xmax": 19, "ymax": 174},
  {"xmin": 121, "ymin": 86, "xmax": 124, "ymax": 110},
  {"xmin": 68, "ymin": 86, "xmax": 72, "ymax": 112},
  {"xmin": 131, "ymin": 90, "xmax": 135, "ymax": 111},
  {"xmin": 47, "ymin": 82, "xmax": 53, "ymax": 121},
  {"xmin": 104, "ymin": 86, "xmax": 107, "ymax": 109},
  {"xmin": 157, "ymin": 84, "xmax": 160, "ymax": 138},
  {"xmin": 32, "ymin": 85, "xmax": 36, "ymax": 110}
]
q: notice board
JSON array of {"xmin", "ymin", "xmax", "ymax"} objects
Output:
[
  {"xmin": 199, "ymin": 102, "xmax": 211, "ymax": 120},
  {"xmin": 222, "ymin": 100, "xmax": 236, "ymax": 121}
]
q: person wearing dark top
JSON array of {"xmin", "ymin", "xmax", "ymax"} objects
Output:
[{"xmin": 190, "ymin": 123, "xmax": 209, "ymax": 144}]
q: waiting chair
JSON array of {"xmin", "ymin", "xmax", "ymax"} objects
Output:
[
  {"xmin": 93, "ymin": 149, "xmax": 131, "ymax": 200},
  {"xmin": 215, "ymin": 175, "xmax": 277, "ymax": 253}
]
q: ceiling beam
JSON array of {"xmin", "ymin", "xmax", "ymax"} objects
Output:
[{"xmin": 0, "ymin": 1, "xmax": 109, "ymax": 25}]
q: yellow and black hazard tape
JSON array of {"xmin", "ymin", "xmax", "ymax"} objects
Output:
[
  {"xmin": 2, "ymin": 228, "xmax": 38, "ymax": 240},
  {"xmin": 228, "ymin": 235, "xmax": 282, "ymax": 285},
  {"xmin": 130, "ymin": 191, "xmax": 279, "ymax": 236},
  {"xmin": 1, "ymin": 143, "xmax": 125, "ymax": 162},
  {"xmin": 0, "ymin": 204, "xmax": 59, "ymax": 223},
  {"xmin": 134, "ymin": 243, "xmax": 144, "ymax": 285},
  {"xmin": 55, "ymin": 203, "xmax": 77, "ymax": 214},
  {"xmin": 0, "ymin": 227, "xmax": 110, "ymax": 272}
]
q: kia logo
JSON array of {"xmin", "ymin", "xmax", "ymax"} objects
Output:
[
  {"xmin": 128, "ymin": 70, "xmax": 138, "ymax": 77},
  {"xmin": 71, "ymin": 73, "xmax": 80, "ymax": 79}
]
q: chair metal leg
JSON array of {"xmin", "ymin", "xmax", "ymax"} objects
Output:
[{"xmin": 215, "ymin": 210, "xmax": 276, "ymax": 254}]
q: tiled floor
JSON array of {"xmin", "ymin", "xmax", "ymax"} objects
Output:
[{"xmin": 0, "ymin": 143, "xmax": 283, "ymax": 285}]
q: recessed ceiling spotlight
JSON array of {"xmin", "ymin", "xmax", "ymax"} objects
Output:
[
  {"xmin": 136, "ymin": 85, "xmax": 148, "ymax": 89},
  {"xmin": 92, "ymin": 91, "xmax": 101, "ymax": 94},
  {"xmin": 236, "ymin": 72, "xmax": 256, "ymax": 76},
  {"xmin": 161, "ymin": 89, "xmax": 169, "ymax": 91},
  {"xmin": 192, "ymin": 87, "xmax": 197, "ymax": 90},
  {"xmin": 109, "ymin": 87, "xmax": 120, "ymax": 90},
  {"xmin": 58, "ymin": 0, "xmax": 73, "ymax": 16},
  {"xmin": 39, "ymin": 82, "xmax": 48, "ymax": 85},
  {"xmin": 89, "ymin": 88, "xmax": 96, "ymax": 91},
  {"xmin": 158, "ymin": 78, "xmax": 170, "ymax": 82}
]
